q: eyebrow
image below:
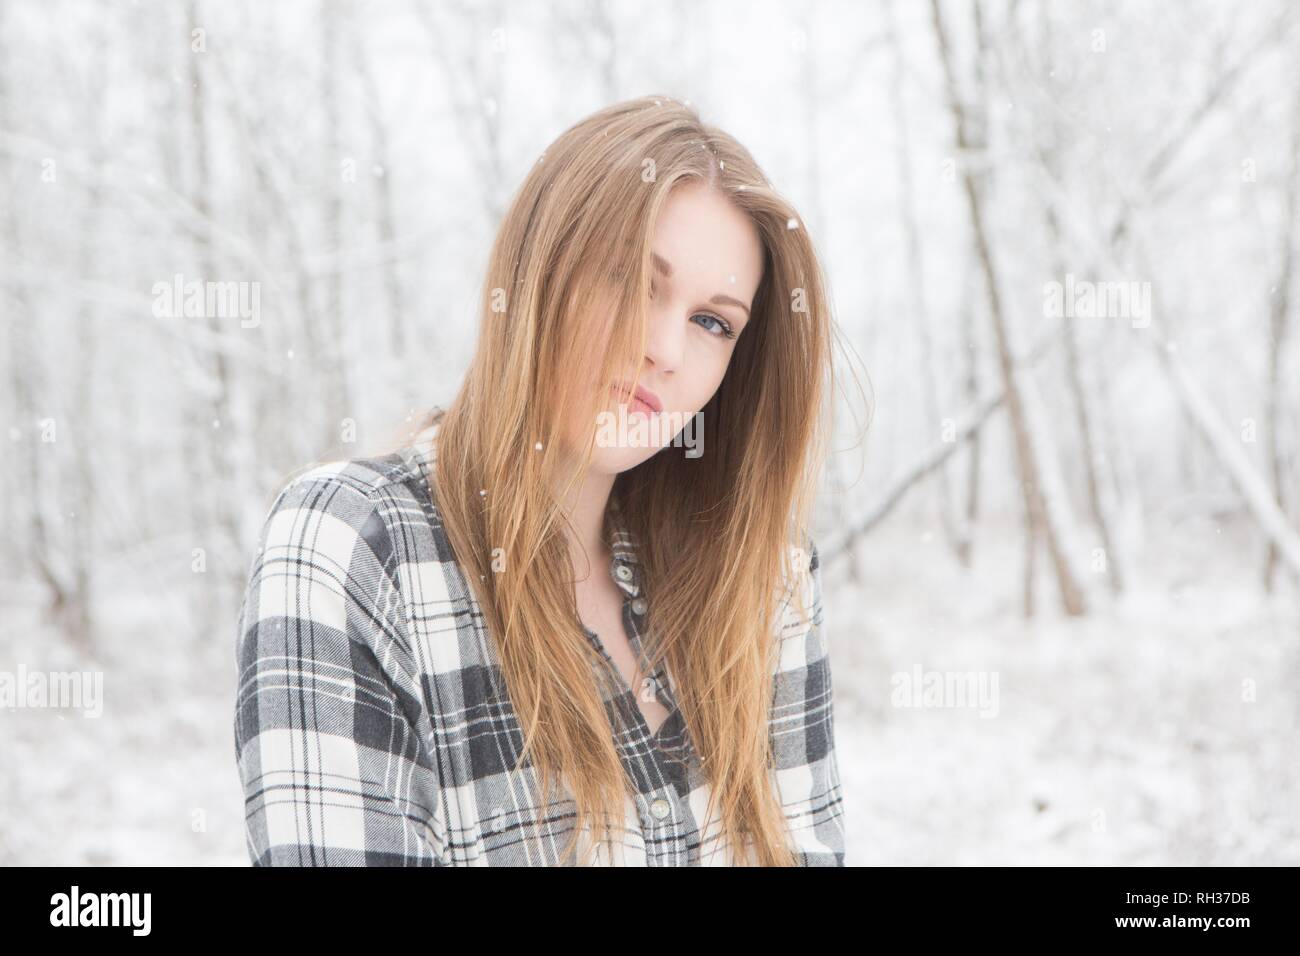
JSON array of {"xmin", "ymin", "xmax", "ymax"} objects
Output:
[{"xmin": 652, "ymin": 252, "xmax": 751, "ymax": 318}]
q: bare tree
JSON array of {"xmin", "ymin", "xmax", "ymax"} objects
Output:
[
  {"xmin": 348, "ymin": 17, "xmax": 411, "ymax": 363},
  {"xmin": 1262, "ymin": 86, "xmax": 1300, "ymax": 590},
  {"xmin": 318, "ymin": 0, "xmax": 354, "ymax": 447},
  {"xmin": 64, "ymin": 15, "xmax": 113, "ymax": 649},
  {"xmin": 185, "ymin": 0, "xmax": 245, "ymax": 621},
  {"xmin": 1145, "ymin": 285, "xmax": 1300, "ymax": 577},
  {"xmin": 550, "ymin": 0, "xmax": 619, "ymax": 103},
  {"xmin": 412, "ymin": 0, "xmax": 509, "ymax": 224},
  {"xmin": 930, "ymin": 0, "xmax": 1089, "ymax": 616},
  {"xmin": 826, "ymin": 333, "xmax": 1059, "ymax": 563},
  {"xmin": 0, "ymin": 3, "xmax": 58, "ymax": 624},
  {"xmin": 1023, "ymin": 5, "xmax": 1126, "ymax": 595},
  {"xmin": 207, "ymin": 15, "xmax": 323, "ymax": 479},
  {"xmin": 883, "ymin": 0, "xmax": 970, "ymax": 568}
]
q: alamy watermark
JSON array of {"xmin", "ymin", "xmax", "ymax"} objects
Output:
[
  {"xmin": 1043, "ymin": 273, "xmax": 1151, "ymax": 328},
  {"xmin": 1, "ymin": 665, "xmax": 103, "ymax": 717},
  {"xmin": 595, "ymin": 407, "xmax": 704, "ymax": 458},
  {"xmin": 890, "ymin": 665, "xmax": 999, "ymax": 718},
  {"xmin": 50, "ymin": 886, "xmax": 150, "ymax": 936},
  {"xmin": 152, "ymin": 273, "xmax": 260, "ymax": 328}
]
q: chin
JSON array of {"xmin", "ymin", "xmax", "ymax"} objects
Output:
[{"xmin": 586, "ymin": 442, "xmax": 664, "ymax": 475}]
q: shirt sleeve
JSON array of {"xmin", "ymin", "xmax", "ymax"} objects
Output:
[
  {"xmin": 233, "ymin": 470, "xmax": 445, "ymax": 866},
  {"xmin": 770, "ymin": 539, "xmax": 847, "ymax": 866}
]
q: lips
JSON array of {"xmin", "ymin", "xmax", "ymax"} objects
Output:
[{"xmin": 611, "ymin": 381, "xmax": 663, "ymax": 415}]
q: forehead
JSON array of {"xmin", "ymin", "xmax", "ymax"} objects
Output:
[{"xmin": 650, "ymin": 182, "xmax": 764, "ymax": 298}]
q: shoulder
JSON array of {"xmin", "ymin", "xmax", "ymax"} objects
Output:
[
  {"xmin": 775, "ymin": 535, "xmax": 823, "ymax": 641},
  {"xmin": 239, "ymin": 424, "xmax": 452, "ymax": 674},
  {"xmin": 248, "ymin": 420, "xmax": 448, "ymax": 611},
  {"xmin": 770, "ymin": 537, "xmax": 834, "ymax": 717},
  {"xmin": 273, "ymin": 417, "xmax": 438, "ymax": 507},
  {"xmin": 234, "ymin": 426, "xmax": 449, "ymax": 866},
  {"xmin": 259, "ymin": 419, "xmax": 442, "ymax": 539}
]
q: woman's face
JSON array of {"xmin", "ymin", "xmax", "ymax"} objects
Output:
[{"xmin": 578, "ymin": 179, "xmax": 764, "ymax": 475}]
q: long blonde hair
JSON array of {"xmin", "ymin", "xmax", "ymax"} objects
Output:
[{"xmin": 403, "ymin": 95, "xmax": 835, "ymax": 865}]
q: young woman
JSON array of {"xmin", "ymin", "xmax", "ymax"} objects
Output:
[{"xmin": 233, "ymin": 95, "xmax": 847, "ymax": 866}]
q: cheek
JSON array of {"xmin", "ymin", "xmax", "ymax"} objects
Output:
[{"xmin": 669, "ymin": 346, "xmax": 734, "ymax": 416}]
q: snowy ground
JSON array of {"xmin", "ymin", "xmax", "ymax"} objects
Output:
[
  {"xmin": 1, "ymin": 511, "xmax": 1296, "ymax": 865},
  {"xmin": 831, "ymin": 513, "xmax": 1300, "ymax": 866}
]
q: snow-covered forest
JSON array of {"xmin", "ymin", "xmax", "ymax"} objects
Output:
[{"xmin": 2, "ymin": 0, "xmax": 1297, "ymax": 865}]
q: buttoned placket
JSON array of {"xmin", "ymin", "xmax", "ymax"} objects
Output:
[
  {"xmin": 581, "ymin": 516, "xmax": 695, "ymax": 865},
  {"xmin": 585, "ymin": 551, "xmax": 679, "ymax": 724}
]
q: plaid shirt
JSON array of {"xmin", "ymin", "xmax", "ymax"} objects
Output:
[{"xmin": 233, "ymin": 420, "xmax": 846, "ymax": 866}]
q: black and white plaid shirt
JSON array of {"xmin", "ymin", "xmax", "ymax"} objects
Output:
[{"xmin": 233, "ymin": 420, "xmax": 846, "ymax": 865}]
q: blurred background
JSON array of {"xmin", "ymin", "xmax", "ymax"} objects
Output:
[{"xmin": 1, "ymin": 0, "xmax": 1298, "ymax": 865}]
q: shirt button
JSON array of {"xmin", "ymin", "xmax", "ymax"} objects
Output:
[
  {"xmin": 615, "ymin": 564, "xmax": 633, "ymax": 582},
  {"xmin": 649, "ymin": 798, "xmax": 671, "ymax": 821},
  {"xmin": 631, "ymin": 598, "xmax": 647, "ymax": 615}
]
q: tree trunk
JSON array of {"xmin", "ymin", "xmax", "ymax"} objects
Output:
[
  {"xmin": 1263, "ymin": 88, "xmax": 1300, "ymax": 591},
  {"xmin": 186, "ymin": 0, "xmax": 242, "ymax": 626},
  {"xmin": 930, "ymin": 0, "xmax": 1088, "ymax": 616},
  {"xmin": 885, "ymin": 0, "xmax": 967, "ymax": 566}
]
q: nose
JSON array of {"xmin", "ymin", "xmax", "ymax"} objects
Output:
[{"xmin": 642, "ymin": 297, "xmax": 682, "ymax": 374}]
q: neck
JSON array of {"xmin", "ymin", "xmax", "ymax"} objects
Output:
[{"xmin": 559, "ymin": 467, "xmax": 616, "ymax": 582}]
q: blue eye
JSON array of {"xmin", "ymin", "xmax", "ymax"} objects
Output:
[
  {"xmin": 692, "ymin": 313, "xmax": 737, "ymax": 339},
  {"xmin": 651, "ymin": 280, "xmax": 737, "ymax": 339}
]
